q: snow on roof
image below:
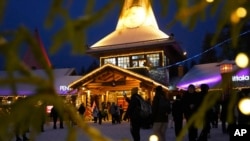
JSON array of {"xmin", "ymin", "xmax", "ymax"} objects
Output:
[
  {"xmin": 0, "ymin": 68, "xmax": 81, "ymax": 96},
  {"xmin": 90, "ymin": 26, "xmax": 169, "ymax": 48},
  {"xmin": 176, "ymin": 61, "xmax": 249, "ymax": 90}
]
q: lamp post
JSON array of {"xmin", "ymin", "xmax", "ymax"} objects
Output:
[
  {"xmin": 219, "ymin": 60, "xmax": 234, "ymax": 94},
  {"xmin": 219, "ymin": 60, "xmax": 235, "ymax": 130}
]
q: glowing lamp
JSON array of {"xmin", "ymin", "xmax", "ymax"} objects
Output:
[
  {"xmin": 220, "ymin": 63, "xmax": 233, "ymax": 74},
  {"xmin": 149, "ymin": 134, "xmax": 158, "ymax": 141},
  {"xmin": 238, "ymin": 98, "xmax": 250, "ymax": 115},
  {"xmin": 235, "ymin": 53, "xmax": 249, "ymax": 68},
  {"xmin": 236, "ymin": 7, "xmax": 247, "ymax": 18}
]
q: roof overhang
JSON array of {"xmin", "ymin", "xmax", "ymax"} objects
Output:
[
  {"xmin": 90, "ymin": 26, "xmax": 170, "ymax": 48},
  {"xmin": 68, "ymin": 63, "xmax": 168, "ymax": 93}
]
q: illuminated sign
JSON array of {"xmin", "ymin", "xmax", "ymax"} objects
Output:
[
  {"xmin": 59, "ymin": 85, "xmax": 70, "ymax": 91},
  {"xmin": 232, "ymin": 75, "xmax": 250, "ymax": 82}
]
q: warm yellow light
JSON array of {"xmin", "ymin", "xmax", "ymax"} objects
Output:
[
  {"xmin": 220, "ymin": 64, "xmax": 233, "ymax": 74},
  {"xmin": 236, "ymin": 7, "xmax": 247, "ymax": 18},
  {"xmin": 206, "ymin": 0, "xmax": 214, "ymax": 3},
  {"xmin": 235, "ymin": 53, "xmax": 249, "ymax": 68},
  {"xmin": 238, "ymin": 98, "xmax": 250, "ymax": 115},
  {"xmin": 149, "ymin": 134, "xmax": 158, "ymax": 141},
  {"xmin": 0, "ymin": 37, "xmax": 7, "ymax": 45},
  {"xmin": 124, "ymin": 6, "xmax": 146, "ymax": 28},
  {"xmin": 230, "ymin": 12, "xmax": 240, "ymax": 24}
]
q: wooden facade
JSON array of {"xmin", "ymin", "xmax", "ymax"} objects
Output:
[{"xmin": 68, "ymin": 0, "xmax": 185, "ymax": 109}]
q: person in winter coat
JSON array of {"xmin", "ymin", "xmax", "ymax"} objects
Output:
[
  {"xmin": 50, "ymin": 106, "xmax": 64, "ymax": 129},
  {"xmin": 151, "ymin": 86, "xmax": 171, "ymax": 141},
  {"xmin": 78, "ymin": 102, "xmax": 86, "ymax": 118},
  {"xmin": 197, "ymin": 84, "xmax": 212, "ymax": 141},
  {"xmin": 92, "ymin": 106, "xmax": 99, "ymax": 123},
  {"xmin": 126, "ymin": 87, "xmax": 142, "ymax": 141},
  {"xmin": 119, "ymin": 105, "xmax": 124, "ymax": 123},
  {"xmin": 110, "ymin": 102, "xmax": 117, "ymax": 124},
  {"xmin": 182, "ymin": 84, "xmax": 199, "ymax": 141},
  {"xmin": 172, "ymin": 94, "xmax": 184, "ymax": 137},
  {"xmin": 123, "ymin": 94, "xmax": 131, "ymax": 122}
]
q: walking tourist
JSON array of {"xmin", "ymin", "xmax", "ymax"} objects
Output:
[
  {"xmin": 172, "ymin": 94, "xmax": 184, "ymax": 137},
  {"xmin": 151, "ymin": 86, "xmax": 171, "ymax": 141},
  {"xmin": 127, "ymin": 87, "xmax": 142, "ymax": 141},
  {"xmin": 182, "ymin": 84, "xmax": 199, "ymax": 141},
  {"xmin": 78, "ymin": 102, "xmax": 86, "ymax": 118}
]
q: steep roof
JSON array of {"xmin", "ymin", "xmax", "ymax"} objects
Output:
[
  {"xmin": 68, "ymin": 63, "xmax": 168, "ymax": 93},
  {"xmin": 90, "ymin": 0, "xmax": 170, "ymax": 48},
  {"xmin": 91, "ymin": 26, "xmax": 170, "ymax": 48}
]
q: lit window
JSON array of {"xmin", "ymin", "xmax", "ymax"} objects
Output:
[
  {"xmin": 139, "ymin": 60, "xmax": 146, "ymax": 67},
  {"xmin": 132, "ymin": 55, "xmax": 145, "ymax": 68},
  {"xmin": 132, "ymin": 55, "xmax": 144, "ymax": 60},
  {"xmin": 104, "ymin": 58, "xmax": 116, "ymax": 65},
  {"xmin": 147, "ymin": 54, "xmax": 160, "ymax": 67},
  {"xmin": 118, "ymin": 57, "xmax": 130, "ymax": 68}
]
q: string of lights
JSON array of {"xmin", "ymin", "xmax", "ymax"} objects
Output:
[{"xmin": 161, "ymin": 30, "xmax": 250, "ymax": 69}]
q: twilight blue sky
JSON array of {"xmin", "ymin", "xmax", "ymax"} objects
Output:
[{"xmin": 0, "ymin": 0, "xmax": 217, "ymax": 73}]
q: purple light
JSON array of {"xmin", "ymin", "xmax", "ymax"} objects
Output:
[
  {"xmin": 0, "ymin": 90, "xmax": 34, "ymax": 96},
  {"xmin": 177, "ymin": 75, "xmax": 221, "ymax": 90},
  {"xmin": 235, "ymin": 68, "xmax": 250, "ymax": 76}
]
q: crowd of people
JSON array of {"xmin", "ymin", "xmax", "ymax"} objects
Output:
[
  {"xmin": 14, "ymin": 84, "xmax": 248, "ymax": 141},
  {"xmin": 125, "ymin": 85, "xmax": 250, "ymax": 141}
]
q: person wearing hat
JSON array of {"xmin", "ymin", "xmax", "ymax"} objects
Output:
[{"xmin": 126, "ymin": 87, "xmax": 141, "ymax": 141}]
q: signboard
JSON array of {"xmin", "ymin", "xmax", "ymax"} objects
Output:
[
  {"xmin": 59, "ymin": 85, "xmax": 70, "ymax": 94},
  {"xmin": 232, "ymin": 75, "xmax": 250, "ymax": 82}
]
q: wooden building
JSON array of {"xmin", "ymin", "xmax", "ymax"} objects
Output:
[{"xmin": 68, "ymin": 0, "xmax": 185, "ymax": 110}]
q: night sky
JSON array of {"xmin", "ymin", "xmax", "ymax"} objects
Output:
[{"xmin": 0, "ymin": 0, "xmax": 217, "ymax": 73}]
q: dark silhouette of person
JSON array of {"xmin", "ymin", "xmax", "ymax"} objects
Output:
[
  {"xmin": 50, "ymin": 106, "xmax": 63, "ymax": 129},
  {"xmin": 141, "ymin": 98, "xmax": 152, "ymax": 129},
  {"xmin": 114, "ymin": 104, "xmax": 120, "ymax": 124},
  {"xmin": 182, "ymin": 84, "xmax": 199, "ymax": 141},
  {"xmin": 123, "ymin": 94, "xmax": 131, "ymax": 122},
  {"xmin": 102, "ymin": 106, "xmax": 109, "ymax": 121},
  {"xmin": 220, "ymin": 92, "xmax": 230, "ymax": 134},
  {"xmin": 197, "ymin": 84, "xmax": 211, "ymax": 141},
  {"xmin": 127, "ymin": 87, "xmax": 141, "ymax": 141},
  {"xmin": 78, "ymin": 103, "xmax": 86, "ymax": 118},
  {"xmin": 172, "ymin": 94, "xmax": 183, "ymax": 137},
  {"xmin": 211, "ymin": 101, "xmax": 220, "ymax": 128},
  {"xmin": 119, "ymin": 104, "xmax": 124, "ymax": 123},
  {"xmin": 98, "ymin": 109, "xmax": 103, "ymax": 125},
  {"xmin": 109, "ymin": 102, "xmax": 116, "ymax": 124},
  {"xmin": 151, "ymin": 86, "xmax": 171, "ymax": 141}
]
